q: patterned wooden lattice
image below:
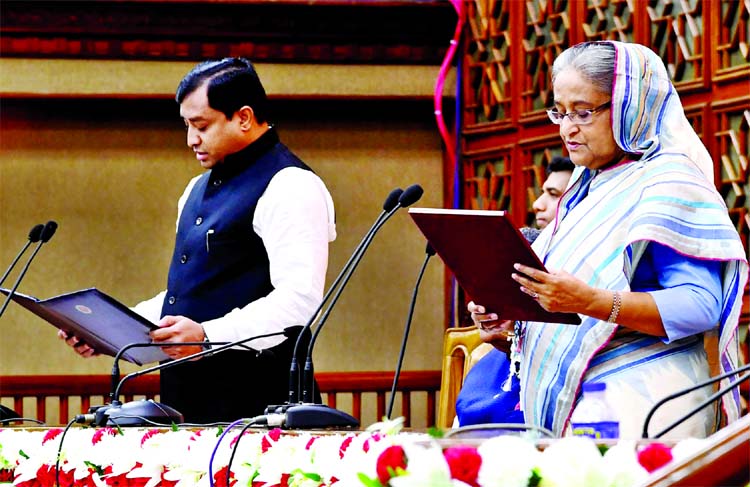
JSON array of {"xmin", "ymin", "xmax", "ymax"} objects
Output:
[
  {"xmin": 582, "ymin": 0, "xmax": 635, "ymax": 42},
  {"xmin": 463, "ymin": 153, "xmax": 512, "ymax": 210},
  {"xmin": 717, "ymin": 0, "xmax": 750, "ymax": 72},
  {"xmin": 464, "ymin": 0, "xmax": 513, "ymax": 125},
  {"xmin": 522, "ymin": 0, "xmax": 569, "ymax": 114},
  {"xmin": 648, "ymin": 0, "xmax": 704, "ymax": 84},
  {"xmin": 715, "ymin": 104, "xmax": 750, "ymax": 250}
]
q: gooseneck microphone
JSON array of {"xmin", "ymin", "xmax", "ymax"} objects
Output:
[
  {"xmin": 0, "ymin": 221, "xmax": 58, "ymax": 318},
  {"xmin": 642, "ymin": 362, "xmax": 750, "ymax": 438},
  {"xmin": 286, "ymin": 187, "xmax": 404, "ymax": 405},
  {"xmin": 82, "ymin": 327, "xmax": 301, "ymax": 427},
  {"xmin": 301, "ymin": 184, "xmax": 424, "ymax": 404},
  {"xmin": 0, "ymin": 223, "xmax": 44, "ymax": 287},
  {"xmin": 386, "ymin": 242, "xmax": 435, "ymax": 420}
]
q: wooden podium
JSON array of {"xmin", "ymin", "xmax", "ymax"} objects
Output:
[{"xmin": 644, "ymin": 414, "xmax": 749, "ymax": 486}]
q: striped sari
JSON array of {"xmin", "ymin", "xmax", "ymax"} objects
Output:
[{"xmin": 519, "ymin": 42, "xmax": 748, "ymax": 438}]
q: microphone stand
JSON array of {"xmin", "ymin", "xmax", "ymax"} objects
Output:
[
  {"xmin": 642, "ymin": 362, "xmax": 750, "ymax": 438},
  {"xmin": 286, "ymin": 187, "xmax": 403, "ymax": 404},
  {"xmin": 93, "ymin": 329, "xmax": 293, "ymax": 427},
  {"xmin": 0, "ymin": 221, "xmax": 58, "ymax": 318},
  {"xmin": 0, "ymin": 223, "xmax": 43, "ymax": 287},
  {"xmin": 386, "ymin": 243, "xmax": 434, "ymax": 420},
  {"xmin": 301, "ymin": 201, "xmax": 404, "ymax": 403},
  {"xmin": 301, "ymin": 184, "xmax": 424, "ymax": 405}
]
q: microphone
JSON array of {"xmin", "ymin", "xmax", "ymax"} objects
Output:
[
  {"xmin": 642, "ymin": 362, "xmax": 750, "ymax": 438},
  {"xmin": 82, "ymin": 327, "xmax": 301, "ymax": 427},
  {"xmin": 386, "ymin": 242, "xmax": 435, "ymax": 420},
  {"xmin": 285, "ymin": 187, "xmax": 404, "ymax": 406},
  {"xmin": 0, "ymin": 223, "xmax": 44, "ymax": 287},
  {"xmin": 301, "ymin": 184, "xmax": 424, "ymax": 404},
  {"xmin": 0, "ymin": 221, "xmax": 57, "ymax": 318}
]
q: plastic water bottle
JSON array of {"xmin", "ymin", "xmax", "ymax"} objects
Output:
[{"xmin": 570, "ymin": 382, "xmax": 619, "ymax": 439}]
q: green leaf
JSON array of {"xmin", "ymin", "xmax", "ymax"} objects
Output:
[
  {"xmin": 426, "ymin": 426, "xmax": 444, "ymax": 438},
  {"xmin": 171, "ymin": 422, "xmax": 179, "ymax": 432},
  {"xmin": 356, "ymin": 472, "xmax": 384, "ymax": 487},
  {"xmin": 528, "ymin": 467, "xmax": 542, "ymax": 487},
  {"xmin": 19, "ymin": 450, "xmax": 29, "ymax": 460},
  {"xmin": 83, "ymin": 460, "xmax": 104, "ymax": 476}
]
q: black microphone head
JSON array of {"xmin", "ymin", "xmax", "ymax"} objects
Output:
[
  {"xmin": 383, "ymin": 188, "xmax": 404, "ymax": 212},
  {"xmin": 425, "ymin": 242, "xmax": 436, "ymax": 256},
  {"xmin": 283, "ymin": 325, "xmax": 305, "ymax": 338},
  {"xmin": 40, "ymin": 221, "xmax": 58, "ymax": 243},
  {"xmin": 28, "ymin": 224, "xmax": 45, "ymax": 243},
  {"xmin": 398, "ymin": 184, "xmax": 424, "ymax": 208}
]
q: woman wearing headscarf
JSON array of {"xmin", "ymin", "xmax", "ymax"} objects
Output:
[{"xmin": 470, "ymin": 41, "xmax": 747, "ymax": 438}]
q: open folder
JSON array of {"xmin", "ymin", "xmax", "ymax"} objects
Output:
[
  {"xmin": 408, "ymin": 208, "xmax": 580, "ymax": 325},
  {"xmin": 0, "ymin": 287, "xmax": 169, "ymax": 365}
]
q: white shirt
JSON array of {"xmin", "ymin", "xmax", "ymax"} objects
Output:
[{"xmin": 132, "ymin": 166, "xmax": 336, "ymax": 349}]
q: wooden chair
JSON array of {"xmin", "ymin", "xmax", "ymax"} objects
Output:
[{"xmin": 436, "ymin": 326, "xmax": 494, "ymax": 429}]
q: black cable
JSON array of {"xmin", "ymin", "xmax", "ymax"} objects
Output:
[
  {"xmin": 225, "ymin": 417, "xmax": 268, "ymax": 486},
  {"xmin": 443, "ymin": 422, "xmax": 556, "ymax": 439},
  {"xmin": 0, "ymin": 417, "xmax": 46, "ymax": 425},
  {"xmin": 55, "ymin": 417, "xmax": 78, "ymax": 487},
  {"xmin": 386, "ymin": 246, "xmax": 434, "ymax": 420},
  {"xmin": 642, "ymin": 362, "xmax": 750, "ymax": 438}
]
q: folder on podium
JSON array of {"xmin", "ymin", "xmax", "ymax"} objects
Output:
[
  {"xmin": 408, "ymin": 208, "xmax": 580, "ymax": 325},
  {"xmin": 0, "ymin": 287, "xmax": 168, "ymax": 365}
]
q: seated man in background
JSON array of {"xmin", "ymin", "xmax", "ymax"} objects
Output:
[{"xmin": 532, "ymin": 156, "xmax": 574, "ymax": 229}]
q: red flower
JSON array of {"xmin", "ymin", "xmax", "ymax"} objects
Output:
[
  {"xmin": 42, "ymin": 429, "xmax": 63, "ymax": 445},
  {"xmin": 305, "ymin": 436, "xmax": 318, "ymax": 450},
  {"xmin": 338, "ymin": 436, "xmax": 354, "ymax": 459},
  {"xmin": 103, "ymin": 465, "xmax": 130, "ymax": 487},
  {"xmin": 0, "ymin": 469, "xmax": 14, "ymax": 482},
  {"xmin": 363, "ymin": 433, "xmax": 382, "ymax": 453},
  {"xmin": 444, "ymin": 446, "xmax": 482, "ymax": 487},
  {"xmin": 637, "ymin": 443, "xmax": 674, "ymax": 473},
  {"xmin": 261, "ymin": 428, "xmax": 283, "ymax": 453},
  {"xmin": 140, "ymin": 429, "xmax": 162, "ymax": 446},
  {"xmin": 214, "ymin": 466, "xmax": 237, "ymax": 487},
  {"xmin": 375, "ymin": 445, "xmax": 407, "ymax": 484},
  {"xmin": 92, "ymin": 427, "xmax": 118, "ymax": 445},
  {"xmin": 36, "ymin": 464, "xmax": 74, "ymax": 487}
]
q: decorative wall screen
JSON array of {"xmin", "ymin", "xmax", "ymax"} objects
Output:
[{"xmin": 458, "ymin": 0, "xmax": 749, "ymax": 325}]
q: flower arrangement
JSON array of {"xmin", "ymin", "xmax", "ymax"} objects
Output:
[{"xmin": 0, "ymin": 419, "xmax": 704, "ymax": 487}]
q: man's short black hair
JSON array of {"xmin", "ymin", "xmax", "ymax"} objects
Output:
[
  {"xmin": 175, "ymin": 57, "xmax": 270, "ymax": 122},
  {"xmin": 547, "ymin": 155, "xmax": 575, "ymax": 175}
]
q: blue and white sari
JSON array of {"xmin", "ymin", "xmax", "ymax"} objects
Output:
[{"xmin": 519, "ymin": 42, "xmax": 748, "ymax": 438}]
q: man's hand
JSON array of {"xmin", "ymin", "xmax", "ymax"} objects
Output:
[
  {"xmin": 150, "ymin": 315, "xmax": 206, "ymax": 360},
  {"xmin": 57, "ymin": 329, "xmax": 99, "ymax": 358}
]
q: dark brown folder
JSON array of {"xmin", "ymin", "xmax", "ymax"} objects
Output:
[
  {"xmin": 0, "ymin": 287, "xmax": 169, "ymax": 365},
  {"xmin": 409, "ymin": 208, "xmax": 580, "ymax": 324}
]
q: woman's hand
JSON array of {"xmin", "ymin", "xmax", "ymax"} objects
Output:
[{"xmin": 511, "ymin": 263, "xmax": 593, "ymax": 314}]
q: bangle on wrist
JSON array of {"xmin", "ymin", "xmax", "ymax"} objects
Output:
[{"xmin": 607, "ymin": 291, "xmax": 621, "ymax": 323}]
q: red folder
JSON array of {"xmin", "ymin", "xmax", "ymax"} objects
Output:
[{"xmin": 409, "ymin": 208, "xmax": 580, "ymax": 325}]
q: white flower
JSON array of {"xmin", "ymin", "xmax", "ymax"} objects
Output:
[
  {"xmin": 389, "ymin": 442, "xmax": 453, "ymax": 487},
  {"xmin": 536, "ymin": 437, "xmax": 607, "ymax": 487},
  {"xmin": 477, "ymin": 435, "xmax": 541, "ymax": 487},
  {"xmin": 600, "ymin": 441, "xmax": 649, "ymax": 487}
]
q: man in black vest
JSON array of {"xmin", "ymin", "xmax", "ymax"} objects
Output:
[{"xmin": 61, "ymin": 58, "xmax": 336, "ymax": 423}]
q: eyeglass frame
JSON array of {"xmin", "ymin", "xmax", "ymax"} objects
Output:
[{"xmin": 546, "ymin": 101, "xmax": 612, "ymax": 125}]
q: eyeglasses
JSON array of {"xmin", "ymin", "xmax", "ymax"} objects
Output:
[{"xmin": 546, "ymin": 101, "xmax": 611, "ymax": 125}]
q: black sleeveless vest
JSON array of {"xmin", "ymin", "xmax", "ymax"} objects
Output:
[{"xmin": 159, "ymin": 129, "xmax": 314, "ymax": 423}]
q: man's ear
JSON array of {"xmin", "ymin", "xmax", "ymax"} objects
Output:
[{"xmin": 236, "ymin": 106, "xmax": 254, "ymax": 130}]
